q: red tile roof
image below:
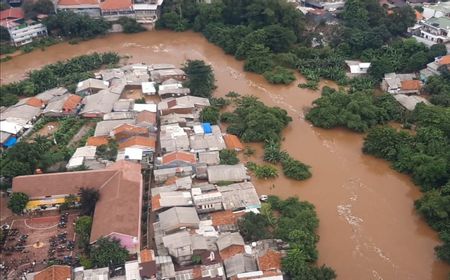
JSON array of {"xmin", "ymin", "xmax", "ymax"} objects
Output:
[
  {"xmin": 258, "ymin": 249, "xmax": 282, "ymax": 272},
  {"xmin": 400, "ymin": 80, "xmax": 421, "ymax": 91},
  {"xmin": 58, "ymin": 0, "xmax": 99, "ymax": 6},
  {"xmin": 119, "ymin": 136, "xmax": 156, "ymax": 150},
  {"xmin": 26, "ymin": 97, "xmax": 44, "ymax": 108},
  {"xmin": 113, "ymin": 124, "xmax": 148, "ymax": 136},
  {"xmin": 151, "ymin": 194, "xmax": 161, "ymax": 211},
  {"xmin": 223, "ymin": 134, "xmax": 244, "ymax": 151},
  {"xmin": 0, "ymin": 8, "xmax": 24, "ymax": 21},
  {"xmin": 100, "ymin": 0, "xmax": 132, "ymax": 11},
  {"xmin": 211, "ymin": 210, "xmax": 238, "ymax": 226},
  {"xmin": 439, "ymin": 55, "xmax": 450, "ymax": 65},
  {"xmin": 136, "ymin": 111, "xmax": 157, "ymax": 125},
  {"xmin": 63, "ymin": 94, "xmax": 82, "ymax": 111},
  {"xmin": 86, "ymin": 136, "xmax": 109, "ymax": 147},
  {"xmin": 34, "ymin": 265, "xmax": 71, "ymax": 280},
  {"xmin": 219, "ymin": 245, "xmax": 245, "ymax": 260},
  {"xmin": 161, "ymin": 151, "xmax": 197, "ymax": 165},
  {"xmin": 140, "ymin": 249, "xmax": 155, "ymax": 263}
]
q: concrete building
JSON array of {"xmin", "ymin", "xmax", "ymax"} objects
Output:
[{"xmin": 381, "ymin": 73, "xmax": 422, "ymax": 95}]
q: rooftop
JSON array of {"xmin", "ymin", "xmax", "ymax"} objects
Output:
[
  {"xmin": 34, "ymin": 265, "xmax": 71, "ymax": 280},
  {"xmin": 158, "ymin": 207, "xmax": 199, "ymax": 233},
  {"xmin": 0, "ymin": 8, "xmax": 24, "ymax": 21},
  {"xmin": 223, "ymin": 134, "xmax": 244, "ymax": 151},
  {"xmin": 100, "ymin": 0, "xmax": 132, "ymax": 10},
  {"xmin": 86, "ymin": 136, "xmax": 109, "ymax": 147},
  {"xmin": 58, "ymin": 0, "xmax": 99, "ymax": 5},
  {"xmin": 118, "ymin": 135, "xmax": 156, "ymax": 150},
  {"xmin": 162, "ymin": 151, "xmax": 197, "ymax": 165},
  {"xmin": 424, "ymin": 16, "xmax": 450, "ymax": 29},
  {"xmin": 207, "ymin": 164, "xmax": 249, "ymax": 184}
]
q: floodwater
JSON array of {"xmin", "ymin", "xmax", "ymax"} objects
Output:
[{"xmin": 1, "ymin": 31, "xmax": 449, "ymax": 280}]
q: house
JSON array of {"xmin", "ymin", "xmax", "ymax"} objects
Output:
[
  {"xmin": 86, "ymin": 135, "xmax": 109, "ymax": 146},
  {"xmin": 192, "ymin": 188, "xmax": 223, "ymax": 213},
  {"xmin": 158, "ymin": 96, "xmax": 210, "ymax": 116},
  {"xmin": 198, "ymin": 151, "xmax": 220, "ymax": 165},
  {"xmin": 216, "ymin": 232, "xmax": 245, "ymax": 260},
  {"xmin": 113, "ymin": 99, "xmax": 135, "ymax": 112},
  {"xmin": 134, "ymin": 103, "xmax": 158, "ymax": 113},
  {"xmin": 96, "ymin": 68, "xmax": 125, "ymax": 81},
  {"xmin": 345, "ymin": 60, "xmax": 371, "ymax": 75},
  {"xmin": 223, "ymin": 134, "xmax": 244, "ymax": 152},
  {"xmin": 158, "ymin": 151, "xmax": 197, "ymax": 168},
  {"xmin": 13, "ymin": 161, "xmax": 144, "ymax": 254},
  {"xmin": 223, "ymin": 254, "xmax": 258, "ymax": 278},
  {"xmin": 189, "ymin": 125, "xmax": 226, "ymax": 153},
  {"xmin": 381, "ymin": 73, "xmax": 422, "ymax": 94},
  {"xmin": 103, "ymin": 111, "xmax": 136, "ymax": 121},
  {"xmin": 410, "ymin": 17, "xmax": 450, "ymax": 45},
  {"xmin": 136, "ymin": 110, "xmax": 157, "ymax": 131},
  {"xmin": 393, "ymin": 94, "xmax": 431, "ymax": 111},
  {"xmin": 207, "ymin": 164, "xmax": 250, "ymax": 184},
  {"xmin": 1, "ymin": 9, "xmax": 48, "ymax": 46},
  {"xmin": 151, "ymin": 191, "xmax": 193, "ymax": 211},
  {"xmin": 153, "ymin": 166, "xmax": 194, "ymax": 183},
  {"xmin": 158, "ymin": 207, "xmax": 200, "ymax": 234},
  {"xmin": 119, "ymin": 136, "xmax": 156, "ymax": 152},
  {"xmin": 257, "ymin": 249, "xmax": 283, "ymax": 278},
  {"xmin": 133, "ymin": 0, "xmax": 163, "ymax": 24},
  {"xmin": 100, "ymin": 0, "xmax": 134, "ymax": 21},
  {"xmin": 57, "ymin": 0, "xmax": 101, "ymax": 17},
  {"xmin": 73, "ymin": 266, "xmax": 109, "ymax": 280},
  {"xmin": 155, "ymin": 256, "xmax": 176, "ymax": 279},
  {"xmin": 217, "ymin": 182, "xmax": 261, "ymax": 211},
  {"xmin": 420, "ymin": 55, "xmax": 450, "ymax": 80},
  {"xmin": 111, "ymin": 123, "xmax": 149, "ymax": 141},
  {"xmin": 139, "ymin": 249, "xmax": 157, "ymax": 279},
  {"xmin": 150, "ymin": 68, "xmax": 186, "ymax": 83},
  {"xmin": 160, "ymin": 113, "xmax": 197, "ymax": 127},
  {"xmin": 421, "ymin": 2, "xmax": 450, "ymax": 20},
  {"xmin": 35, "ymin": 87, "xmax": 68, "ymax": 103},
  {"xmin": 30, "ymin": 265, "xmax": 72, "ymax": 280},
  {"xmin": 1, "ymin": 101, "xmax": 42, "ymax": 126},
  {"xmin": 94, "ymin": 119, "xmax": 136, "ymax": 136},
  {"xmin": 158, "ymin": 81, "xmax": 190, "ymax": 99},
  {"xmin": 66, "ymin": 145, "xmax": 97, "ymax": 170},
  {"xmin": 80, "ymin": 89, "xmax": 120, "ymax": 118},
  {"xmin": 210, "ymin": 210, "xmax": 241, "ymax": 233},
  {"xmin": 142, "ymin": 81, "xmax": 157, "ymax": 96},
  {"xmin": 159, "ymin": 124, "xmax": 190, "ymax": 153},
  {"xmin": 76, "ymin": 78, "xmax": 109, "ymax": 95},
  {"xmin": 162, "ymin": 231, "xmax": 208, "ymax": 265},
  {"xmin": 150, "ymin": 64, "xmax": 176, "ymax": 71},
  {"xmin": 42, "ymin": 94, "xmax": 82, "ymax": 117}
]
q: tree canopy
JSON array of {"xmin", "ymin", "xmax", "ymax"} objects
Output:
[
  {"xmin": 45, "ymin": 11, "xmax": 110, "ymax": 39},
  {"xmin": 75, "ymin": 216, "xmax": 93, "ymax": 252},
  {"xmin": 90, "ymin": 237, "xmax": 129, "ymax": 268},
  {"xmin": 79, "ymin": 188, "xmax": 100, "ymax": 216},
  {"xmin": 219, "ymin": 149, "xmax": 239, "ymax": 165},
  {"xmin": 7, "ymin": 192, "xmax": 29, "ymax": 214},
  {"xmin": 182, "ymin": 60, "xmax": 216, "ymax": 98}
]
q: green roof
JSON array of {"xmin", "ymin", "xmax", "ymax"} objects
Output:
[{"xmin": 425, "ymin": 17, "xmax": 450, "ymax": 29}]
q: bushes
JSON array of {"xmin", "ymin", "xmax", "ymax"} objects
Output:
[
  {"xmin": 183, "ymin": 60, "xmax": 216, "ymax": 98},
  {"xmin": 247, "ymin": 162, "xmax": 278, "ymax": 179},
  {"xmin": 281, "ymin": 157, "xmax": 312, "ymax": 180},
  {"xmin": 7, "ymin": 192, "xmax": 29, "ymax": 214},
  {"xmin": 45, "ymin": 11, "xmax": 110, "ymax": 39},
  {"xmin": 118, "ymin": 17, "xmax": 146, "ymax": 33},
  {"xmin": 200, "ymin": 106, "xmax": 220, "ymax": 124},
  {"xmin": 219, "ymin": 149, "xmax": 239, "ymax": 165},
  {"xmin": 263, "ymin": 66, "xmax": 296, "ymax": 84}
]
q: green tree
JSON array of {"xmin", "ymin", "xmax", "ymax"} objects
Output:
[
  {"xmin": 219, "ymin": 149, "xmax": 239, "ymax": 165},
  {"xmin": 238, "ymin": 212, "xmax": 270, "ymax": 242},
  {"xmin": 244, "ymin": 44, "xmax": 274, "ymax": 74},
  {"xmin": 118, "ymin": 17, "xmax": 146, "ymax": 33},
  {"xmin": 8, "ymin": 192, "xmax": 29, "ymax": 214},
  {"xmin": 0, "ymin": 26, "xmax": 10, "ymax": 41},
  {"xmin": 281, "ymin": 157, "xmax": 312, "ymax": 181},
  {"xmin": 200, "ymin": 106, "xmax": 220, "ymax": 124},
  {"xmin": 90, "ymin": 237, "xmax": 129, "ymax": 268},
  {"xmin": 79, "ymin": 188, "xmax": 100, "ymax": 216},
  {"xmin": 75, "ymin": 216, "xmax": 93, "ymax": 252},
  {"xmin": 263, "ymin": 66, "xmax": 296, "ymax": 84},
  {"xmin": 183, "ymin": 60, "xmax": 216, "ymax": 98}
]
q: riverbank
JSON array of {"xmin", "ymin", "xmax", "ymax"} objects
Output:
[{"xmin": 1, "ymin": 30, "xmax": 449, "ymax": 279}]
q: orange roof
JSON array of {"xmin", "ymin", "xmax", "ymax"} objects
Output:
[
  {"xmin": 192, "ymin": 267, "xmax": 202, "ymax": 279},
  {"xmin": 86, "ymin": 136, "xmax": 109, "ymax": 147},
  {"xmin": 211, "ymin": 210, "xmax": 238, "ymax": 226},
  {"xmin": 26, "ymin": 97, "xmax": 44, "ymax": 108},
  {"xmin": 63, "ymin": 94, "xmax": 82, "ymax": 111},
  {"xmin": 136, "ymin": 111, "xmax": 157, "ymax": 125},
  {"xmin": 258, "ymin": 249, "xmax": 282, "ymax": 272},
  {"xmin": 223, "ymin": 134, "xmax": 244, "ymax": 151},
  {"xmin": 58, "ymin": 0, "xmax": 99, "ymax": 6},
  {"xmin": 220, "ymin": 245, "xmax": 245, "ymax": 260},
  {"xmin": 119, "ymin": 136, "xmax": 156, "ymax": 150},
  {"xmin": 151, "ymin": 194, "xmax": 161, "ymax": 211},
  {"xmin": 439, "ymin": 55, "xmax": 450, "ymax": 65},
  {"xmin": 161, "ymin": 151, "xmax": 197, "ymax": 165},
  {"xmin": 400, "ymin": 80, "xmax": 421, "ymax": 91},
  {"xmin": 34, "ymin": 265, "xmax": 71, "ymax": 280},
  {"xmin": 100, "ymin": 0, "xmax": 132, "ymax": 10},
  {"xmin": 415, "ymin": 10, "xmax": 423, "ymax": 21},
  {"xmin": 140, "ymin": 249, "xmax": 155, "ymax": 263},
  {"xmin": 113, "ymin": 124, "xmax": 148, "ymax": 136},
  {"xmin": 0, "ymin": 8, "xmax": 24, "ymax": 21}
]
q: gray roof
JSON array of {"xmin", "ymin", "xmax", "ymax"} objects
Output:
[
  {"xmin": 81, "ymin": 90, "xmax": 120, "ymax": 115},
  {"xmin": 155, "ymin": 191, "xmax": 193, "ymax": 209},
  {"xmin": 216, "ymin": 232, "xmax": 245, "ymax": 252},
  {"xmin": 1, "ymin": 105, "xmax": 41, "ymax": 125},
  {"xmin": 0, "ymin": 131, "xmax": 12, "ymax": 144},
  {"xmin": 158, "ymin": 96, "xmax": 210, "ymax": 111},
  {"xmin": 97, "ymin": 68, "xmax": 125, "ymax": 81},
  {"xmin": 94, "ymin": 119, "xmax": 136, "ymax": 136},
  {"xmin": 394, "ymin": 94, "xmax": 431, "ymax": 111},
  {"xmin": 424, "ymin": 17, "xmax": 450, "ymax": 30},
  {"xmin": 189, "ymin": 131, "xmax": 226, "ymax": 153},
  {"xmin": 207, "ymin": 164, "xmax": 249, "ymax": 183},
  {"xmin": 383, "ymin": 73, "xmax": 417, "ymax": 90},
  {"xmin": 158, "ymin": 207, "xmax": 200, "ymax": 233},
  {"xmin": 160, "ymin": 113, "xmax": 196, "ymax": 126},
  {"xmin": 155, "ymin": 256, "xmax": 176, "ymax": 279},
  {"xmin": 103, "ymin": 111, "xmax": 136, "ymax": 121},
  {"xmin": 113, "ymin": 99, "xmax": 134, "ymax": 112},
  {"xmin": 74, "ymin": 267, "xmax": 109, "ymax": 280},
  {"xmin": 153, "ymin": 166, "xmax": 194, "ymax": 183},
  {"xmin": 151, "ymin": 64, "xmax": 176, "ymax": 70},
  {"xmin": 35, "ymin": 87, "xmax": 68, "ymax": 102},
  {"xmin": 162, "ymin": 230, "xmax": 193, "ymax": 258},
  {"xmin": 223, "ymin": 254, "xmax": 258, "ymax": 277},
  {"xmin": 76, "ymin": 78, "xmax": 109, "ymax": 93},
  {"xmin": 217, "ymin": 182, "xmax": 261, "ymax": 210},
  {"xmin": 198, "ymin": 151, "xmax": 221, "ymax": 165},
  {"xmin": 159, "ymin": 88, "xmax": 191, "ymax": 98}
]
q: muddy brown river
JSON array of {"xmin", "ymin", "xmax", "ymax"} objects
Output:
[{"xmin": 1, "ymin": 31, "xmax": 449, "ymax": 279}]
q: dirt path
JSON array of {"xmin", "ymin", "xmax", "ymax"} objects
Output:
[{"xmin": 68, "ymin": 122, "xmax": 95, "ymax": 147}]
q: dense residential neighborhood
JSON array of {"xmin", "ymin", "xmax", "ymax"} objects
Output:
[{"xmin": 1, "ymin": 0, "xmax": 450, "ymax": 279}]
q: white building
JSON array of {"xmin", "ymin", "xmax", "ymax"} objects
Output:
[
  {"xmin": 5, "ymin": 21, "xmax": 47, "ymax": 46},
  {"xmin": 410, "ymin": 17, "xmax": 450, "ymax": 45}
]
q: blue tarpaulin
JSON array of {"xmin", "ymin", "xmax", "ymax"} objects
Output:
[
  {"xmin": 202, "ymin": 123, "xmax": 212, "ymax": 134},
  {"xmin": 3, "ymin": 136, "xmax": 17, "ymax": 148}
]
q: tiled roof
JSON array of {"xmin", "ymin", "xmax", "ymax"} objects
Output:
[
  {"xmin": 100, "ymin": 0, "xmax": 132, "ymax": 10},
  {"xmin": 58, "ymin": 0, "xmax": 99, "ymax": 6},
  {"xmin": 63, "ymin": 94, "xmax": 82, "ymax": 111},
  {"xmin": 112, "ymin": 123, "xmax": 148, "ymax": 136},
  {"xmin": 26, "ymin": 97, "xmax": 44, "ymax": 108},
  {"xmin": 162, "ymin": 151, "xmax": 197, "ymax": 165},
  {"xmin": 223, "ymin": 134, "xmax": 244, "ymax": 151},
  {"xmin": 400, "ymin": 80, "xmax": 421, "ymax": 91},
  {"xmin": 86, "ymin": 136, "xmax": 109, "ymax": 147},
  {"xmin": 258, "ymin": 249, "xmax": 282, "ymax": 272},
  {"xmin": 151, "ymin": 194, "xmax": 161, "ymax": 211},
  {"xmin": 210, "ymin": 210, "xmax": 238, "ymax": 226},
  {"xmin": 0, "ymin": 8, "xmax": 24, "ymax": 21},
  {"xmin": 219, "ymin": 245, "xmax": 245, "ymax": 260},
  {"xmin": 34, "ymin": 265, "xmax": 71, "ymax": 280},
  {"xmin": 439, "ymin": 55, "xmax": 450, "ymax": 65},
  {"xmin": 140, "ymin": 249, "xmax": 155, "ymax": 263},
  {"xmin": 119, "ymin": 136, "xmax": 156, "ymax": 150},
  {"xmin": 136, "ymin": 110, "xmax": 157, "ymax": 125}
]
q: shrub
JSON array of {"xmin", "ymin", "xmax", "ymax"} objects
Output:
[
  {"xmin": 8, "ymin": 192, "xmax": 29, "ymax": 214},
  {"xmin": 219, "ymin": 149, "xmax": 239, "ymax": 165}
]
